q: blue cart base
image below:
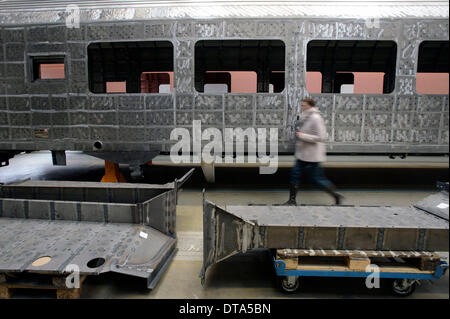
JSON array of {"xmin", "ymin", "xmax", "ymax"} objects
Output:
[{"xmin": 273, "ymin": 255, "xmax": 448, "ymax": 296}]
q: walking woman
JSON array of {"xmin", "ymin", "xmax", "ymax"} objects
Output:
[{"xmin": 283, "ymin": 98, "xmax": 344, "ymax": 206}]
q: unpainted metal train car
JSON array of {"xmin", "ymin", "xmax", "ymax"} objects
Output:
[{"xmin": 0, "ymin": 0, "xmax": 448, "ymax": 173}]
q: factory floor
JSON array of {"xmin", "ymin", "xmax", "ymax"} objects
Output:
[{"xmin": 0, "ymin": 151, "xmax": 448, "ymax": 299}]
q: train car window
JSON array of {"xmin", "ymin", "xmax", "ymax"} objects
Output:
[
  {"xmin": 306, "ymin": 40, "xmax": 397, "ymax": 94},
  {"xmin": 31, "ymin": 56, "xmax": 65, "ymax": 80},
  {"xmin": 195, "ymin": 40, "xmax": 285, "ymax": 93},
  {"xmin": 88, "ymin": 41, "xmax": 174, "ymax": 94},
  {"xmin": 416, "ymin": 41, "xmax": 449, "ymax": 94}
]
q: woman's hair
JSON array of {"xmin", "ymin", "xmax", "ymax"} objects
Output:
[{"xmin": 301, "ymin": 97, "xmax": 316, "ymax": 107}]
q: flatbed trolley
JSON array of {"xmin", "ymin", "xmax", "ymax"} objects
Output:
[{"xmin": 272, "ymin": 249, "xmax": 448, "ymax": 296}]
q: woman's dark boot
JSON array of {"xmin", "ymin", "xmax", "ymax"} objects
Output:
[
  {"xmin": 324, "ymin": 186, "xmax": 344, "ymax": 205},
  {"xmin": 282, "ymin": 185, "xmax": 298, "ymax": 205}
]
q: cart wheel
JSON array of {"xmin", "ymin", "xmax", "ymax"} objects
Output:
[
  {"xmin": 391, "ymin": 279, "xmax": 417, "ymax": 297},
  {"xmin": 277, "ymin": 276, "xmax": 300, "ymax": 294}
]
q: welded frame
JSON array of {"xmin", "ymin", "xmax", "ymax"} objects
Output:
[{"xmin": 0, "ymin": 5, "xmax": 448, "ymax": 157}]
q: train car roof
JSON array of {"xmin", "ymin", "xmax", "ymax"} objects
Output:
[{"xmin": 0, "ymin": 0, "xmax": 448, "ymax": 25}]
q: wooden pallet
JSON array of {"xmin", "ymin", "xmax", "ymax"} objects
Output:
[
  {"xmin": 276, "ymin": 249, "xmax": 442, "ymax": 272},
  {"xmin": 0, "ymin": 273, "xmax": 88, "ymax": 299}
]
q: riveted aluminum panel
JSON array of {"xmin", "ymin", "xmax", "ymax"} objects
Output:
[{"xmin": 0, "ymin": 2, "xmax": 448, "ymax": 155}]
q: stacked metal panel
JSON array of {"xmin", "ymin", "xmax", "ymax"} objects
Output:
[{"xmin": 0, "ymin": 169, "xmax": 193, "ymax": 289}]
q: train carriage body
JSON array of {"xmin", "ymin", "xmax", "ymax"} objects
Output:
[{"xmin": 0, "ymin": 0, "xmax": 448, "ymax": 166}]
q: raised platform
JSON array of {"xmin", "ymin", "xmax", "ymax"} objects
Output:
[{"xmin": 151, "ymin": 154, "xmax": 449, "ymax": 169}]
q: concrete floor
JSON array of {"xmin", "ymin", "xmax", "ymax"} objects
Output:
[{"xmin": 0, "ymin": 151, "xmax": 448, "ymax": 299}]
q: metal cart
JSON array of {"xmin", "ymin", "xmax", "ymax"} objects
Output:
[{"xmin": 273, "ymin": 253, "xmax": 448, "ymax": 296}]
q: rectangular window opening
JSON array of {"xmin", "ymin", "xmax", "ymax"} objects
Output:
[
  {"xmin": 31, "ymin": 56, "xmax": 65, "ymax": 80},
  {"xmin": 195, "ymin": 40, "xmax": 285, "ymax": 93},
  {"xmin": 88, "ymin": 41, "xmax": 174, "ymax": 94},
  {"xmin": 416, "ymin": 41, "xmax": 449, "ymax": 95},
  {"xmin": 306, "ymin": 40, "xmax": 397, "ymax": 94}
]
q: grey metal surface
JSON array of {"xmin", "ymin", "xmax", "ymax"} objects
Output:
[
  {"xmin": 225, "ymin": 205, "xmax": 448, "ymax": 228},
  {"xmin": 1, "ymin": 179, "xmax": 175, "ymax": 203},
  {"xmin": 0, "ymin": 217, "xmax": 176, "ymax": 278},
  {"xmin": 200, "ymin": 192, "xmax": 450, "ymax": 281},
  {"xmin": 0, "ymin": 169, "xmax": 194, "ymax": 288},
  {"xmin": 3, "ymin": 179, "xmax": 177, "ymax": 188},
  {"xmin": 414, "ymin": 191, "xmax": 449, "ymax": 221},
  {"xmin": 0, "ymin": 2, "xmax": 448, "ymax": 157},
  {"xmin": 0, "ymin": 1, "xmax": 449, "ymax": 20}
]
